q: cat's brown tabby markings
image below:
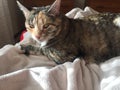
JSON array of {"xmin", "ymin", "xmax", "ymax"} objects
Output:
[{"xmin": 17, "ymin": 0, "xmax": 120, "ymax": 64}]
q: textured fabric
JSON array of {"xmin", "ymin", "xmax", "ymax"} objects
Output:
[
  {"xmin": 0, "ymin": 0, "xmax": 14, "ymax": 47},
  {"xmin": 0, "ymin": 0, "xmax": 24, "ymax": 47},
  {"xmin": 0, "ymin": 45, "xmax": 101, "ymax": 90},
  {"xmin": 100, "ymin": 58, "xmax": 120, "ymax": 90},
  {"xmin": 1, "ymin": 44, "xmax": 120, "ymax": 90}
]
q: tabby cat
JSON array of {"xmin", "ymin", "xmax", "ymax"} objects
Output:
[{"xmin": 17, "ymin": 0, "xmax": 120, "ymax": 64}]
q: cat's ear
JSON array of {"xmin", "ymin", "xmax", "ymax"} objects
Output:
[
  {"xmin": 17, "ymin": 1, "xmax": 30, "ymax": 19},
  {"xmin": 48, "ymin": 0, "xmax": 61, "ymax": 16},
  {"xmin": 32, "ymin": 7, "xmax": 38, "ymax": 10}
]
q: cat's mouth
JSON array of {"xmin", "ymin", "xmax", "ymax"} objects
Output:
[
  {"xmin": 34, "ymin": 32, "xmax": 49, "ymax": 42},
  {"xmin": 32, "ymin": 34, "xmax": 45, "ymax": 43},
  {"xmin": 35, "ymin": 35, "xmax": 41, "ymax": 40},
  {"xmin": 35, "ymin": 35, "xmax": 44, "ymax": 41},
  {"xmin": 35, "ymin": 30, "xmax": 46, "ymax": 41}
]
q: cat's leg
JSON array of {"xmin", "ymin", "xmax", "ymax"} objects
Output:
[
  {"xmin": 15, "ymin": 36, "xmax": 43, "ymax": 55},
  {"xmin": 20, "ymin": 44, "xmax": 32, "ymax": 55},
  {"xmin": 20, "ymin": 44, "xmax": 43, "ymax": 56}
]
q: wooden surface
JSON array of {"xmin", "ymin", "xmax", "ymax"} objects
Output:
[
  {"xmin": 86, "ymin": 0, "xmax": 120, "ymax": 12},
  {"xmin": 19, "ymin": 0, "xmax": 74, "ymax": 13},
  {"xmin": 19, "ymin": 0, "xmax": 120, "ymax": 13}
]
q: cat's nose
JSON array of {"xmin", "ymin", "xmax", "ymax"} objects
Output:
[{"xmin": 35, "ymin": 35, "xmax": 40, "ymax": 39}]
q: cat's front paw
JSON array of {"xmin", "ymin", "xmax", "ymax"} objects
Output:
[
  {"xmin": 20, "ymin": 44, "xmax": 31, "ymax": 56},
  {"xmin": 20, "ymin": 44, "xmax": 38, "ymax": 56}
]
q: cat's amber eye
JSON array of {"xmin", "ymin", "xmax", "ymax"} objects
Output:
[
  {"xmin": 43, "ymin": 23, "xmax": 57, "ymax": 29},
  {"xmin": 43, "ymin": 24, "xmax": 50, "ymax": 29},
  {"xmin": 29, "ymin": 24, "xmax": 34, "ymax": 28}
]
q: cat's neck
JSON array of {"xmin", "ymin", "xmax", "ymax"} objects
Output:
[
  {"xmin": 59, "ymin": 16, "xmax": 82, "ymax": 41},
  {"xmin": 46, "ymin": 15, "xmax": 81, "ymax": 47}
]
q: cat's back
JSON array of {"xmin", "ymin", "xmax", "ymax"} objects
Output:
[
  {"xmin": 82, "ymin": 12, "xmax": 120, "ymax": 28},
  {"xmin": 74, "ymin": 12, "xmax": 120, "ymax": 63},
  {"xmin": 78, "ymin": 12, "xmax": 120, "ymax": 39},
  {"xmin": 83, "ymin": 12, "xmax": 120, "ymax": 21}
]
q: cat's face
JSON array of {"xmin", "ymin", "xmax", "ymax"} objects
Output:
[
  {"xmin": 17, "ymin": 0, "xmax": 62, "ymax": 46},
  {"xmin": 25, "ymin": 7, "xmax": 62, "ymax": 44}
]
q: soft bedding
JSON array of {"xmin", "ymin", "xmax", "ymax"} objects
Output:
[{"xmin": 0, "ymin": 7, "xmax": 120, "ymax": 90}]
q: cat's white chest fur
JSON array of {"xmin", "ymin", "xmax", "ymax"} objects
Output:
[
  {"xmin": 113, "ymin": 17, "xmax": 120, "ymax": 28},
  {"xmin": 40, "ymin": 41, "xmax": 48, "ymax": 47}
]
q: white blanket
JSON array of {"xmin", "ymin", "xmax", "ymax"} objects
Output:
[
  {"xmin": 0, "ymin": 45, "xmax": 101, "ymax": 90},
  {"xmin": 0, "ymin": 7, "xmax": 120, "ymax": 90}
]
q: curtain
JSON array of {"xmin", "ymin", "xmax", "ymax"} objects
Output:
[
  {"xmin": 74, "ymin": 0, "xmax": 86, "ymax": 9},
  {"xmin": 0, "ymin": 0, "xmax": 24, "ymax": 48}
]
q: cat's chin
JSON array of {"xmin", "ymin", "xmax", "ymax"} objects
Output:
[
  {"xmin": 35, "ymin": 39, "xmax": 48, "ymax": 47},
  {"xmin": 32, "ymin": 35, "xmax": 48, "ymax": 47},
  {"xmin": 40, "ymin": 41, "xmax": 48, "ymax": 47}
]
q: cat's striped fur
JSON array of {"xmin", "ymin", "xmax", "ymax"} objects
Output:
[{"xmin": 18, "ymin": 0, "xmax": 120, "ymax": 64}]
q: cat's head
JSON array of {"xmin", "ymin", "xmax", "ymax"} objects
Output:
[{"xmin": 17, "ymin": 0, "xmax": 62, "ymax": 46}]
